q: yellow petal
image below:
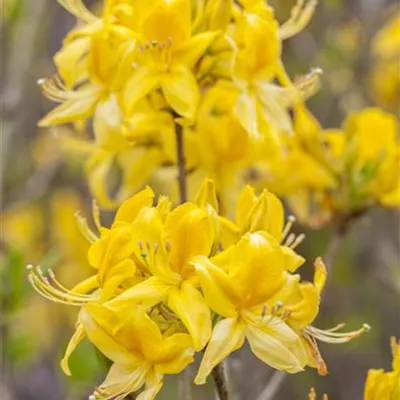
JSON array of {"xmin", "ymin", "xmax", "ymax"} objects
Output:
[
  {"xmin": 85, "ymin": 152, "xmax": 118, "ymax": 209},
  {"xmin": 140, "ymin": 0, "xmax": 191, "ymax": 48},
  {"xmin": 70, "ymin": 274, "xmax": 99, "ymax": 293},
  {"xmin": 38, "ymin": 86, "xmax": 101, "ymax": 127},
  {"xmin": 236, "ymin": 185, "xmax": 257, "ymax": 229},
  {"xmin": 118, "ymin": 147, "xmax": 163, "ymax": 202},
  {"xmin": 114, "ymin": 186, "xmax": 155, "ymax": 224},
  {"xmin": 61, "ymin": 323, "xmax": 86, "ymax": 376},
  {"xmin": 154, "ymin": 333, "xmax": 194, "ymax": 374},
  {"xmin": 227, "ymin": 232, "xmax": 286, "ymax": 308},
  {"xmin": 138, "ymin": 371, "xmax": 163, "ymax": 400},
  {"xmin": 218, "ymin": 216, "xmax": 240, "ymax": 249},
  {"xmin": 195, "ymin": 178, "xmax": 219, "ymax": 211},
  {"xmin": 124, "ymin": 67, "xmax": 160, "ymax": 115},
  {"xmin": 234, "ymin": 92, "xmax": 259, "ymax": 139},
  {"xmin": 257, "ymin": 82, "xmax": 296, "ymax": 133},
  {"xmin": 282, "ymin": 246, "xmax": 306, "ymax": 273},
  {"xmin": 195, "ymin": 317, "xmax": 245, "ymax": 385},
  {"xmin": 54, "ymin": 37, "xmax": 90, "ymax": 87},
  {"xmin": 161, "ymin": 66, "xmax": 199, "ymax": 120},
  {"xmin": 100, "ymin": 258, "xmax": 137, "ymax": 302},
  {"xmin": 79, "ymin": 305, "xmax": 139, "ymax": 364},
  {"xmin": 94, "ymin": 361, "xmax": 149, "ymax": 400},
  {"xmin": 191, "ymin": 255, "xmax": 238, "ymax": 317},
  {"xmin": 164, "ymin": 203, "xmax": 214, "ymax": 277},
  {"xmin": 245, "ymin": 323, "xmax": 304, "ymax": 373},
  {"xmin": 174, "ymin": 31, "xmax": 219, "ymax": 68},
  {"xmin": 107, "ymin": 276, "xmax": 172, "ymax": 311},
  {"xmin": 88, "ymin": 225, "xmax": 135, "ymax": 273},
  {"xmin": 168, "ymin": 281, "xmax": 211, "ymax": 351},
  {"xmin": 313, "ymin": 257, "xmax": 327, "ymax": 294}
]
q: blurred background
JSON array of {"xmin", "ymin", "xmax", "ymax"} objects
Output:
[{"xmin": 1, "ymin": 0, "xmax": 399, "ymax": 399}]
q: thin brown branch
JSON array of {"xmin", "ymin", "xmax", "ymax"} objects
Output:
[
  {"xmin": 212, "ymin": 362, "xmax": 229, "ymax": 400},
  {"xmin": 175, "ymin": 123, "xmax": 187, "ymax": 204},
  {"xmin": 255, "ymin": 371, "xmax": 286, "ymax": 400},
  {"xmin": 323, "ymin": 229, "xmax": 344, "ymax": 270},
  {"xmin": 179, "ymin": 367, "xmax": 193, "ymax": 400}
]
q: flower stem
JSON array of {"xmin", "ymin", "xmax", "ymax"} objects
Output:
[
  {"xmin": 212, "ymin": 362, "xmax": 229, "ymax": 400},
  {"xmin": 175, "ymin": 123, "xmax": 187, "ymax": 204},
  {"xmin": 324, "ymin": 229, "xmax": 344, "ymax": 270}
]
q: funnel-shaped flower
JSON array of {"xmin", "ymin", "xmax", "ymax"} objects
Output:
[
  {"xmin": 106, "ymin": 200, "xmax": 214, "ymax": 351},
  {"xmin": 192, "ymin": 231, "xmax": 308, "ymax": 384},
  {"xmin": 69, "ymin": 303, "xmax": 194, "ymax": 400}
]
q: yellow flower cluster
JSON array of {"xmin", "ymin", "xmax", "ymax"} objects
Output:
[
  {"xmin": 27, "ymin": 182, "xmax": 369, "ymax": 400},
  {"xmin": 38, "ymin": 0, "xmax": 321, "ymax": 208},
  {"xmin": 369, "ymin": 11, "xmax": 400, "ymax": 111},
  {"xmin": 248, "ymin": 106, "xmax": 400, "ymax": 227},
  {"xmin": 364, "ymin": 337, "xmax": 400, "ymax": 400}
]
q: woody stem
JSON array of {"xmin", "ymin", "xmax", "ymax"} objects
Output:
[
  {"xmin": 212, "ymin": 362, "xmax": 230, "ymax": 400},
  {"xmin": 175, "ymin": 123, "xmax": 187, "ymax": 204}
]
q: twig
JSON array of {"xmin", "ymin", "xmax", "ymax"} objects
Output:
[
  {"xmin": 175, "ymin": 123, "xmax": 187, "ymax": 203},
  {"xmin": 323, "ymin": 229, "xmax": 344, "ymax": 270},
  {"xmin": 212, "ymin": 362, "xmax": 229, "ymax": 400},
  {"xmin": 255, "ymin": 371, "xmax": 286, "ymax": 400},
  {"xmin": 179, "ymin": 367, "xmax": 193, "ymax": 400}
]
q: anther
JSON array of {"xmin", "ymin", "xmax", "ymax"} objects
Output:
[
  {"xmin": 26, "ymin": 264, "xmax": 34, "ymax": 271},
  {"xmin": 37, "ymin": 78, "xmax": 45, "ymax": 85},
  {"xmin": 146, "ymin": 241, "xmax": 151, "ymax": 251},
  {"xmin": 362, "ymin": 323, "xmax": 371, "ymax": 332},
  {"xmin": 290, "ymin": 233, "xmax": 305, "ymax": 249},
  {"xmin": 153, "ymin": 243, "xmax": 159, "ymax": 254},
  {"xmin": 312, "ymin": 67, "xmax": 323, "ymax": 76},
  {"xmin": 151, "ymin": 40, "xmax": 158, "ymax": 47},
  {"xmin": 165, "ymin": 241, "xmax": 171, "ymax": 252}
]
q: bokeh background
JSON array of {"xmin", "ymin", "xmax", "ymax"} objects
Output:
[{"xmin": 1, "ymin": 0, "xmax": 399, "ymax": 399}]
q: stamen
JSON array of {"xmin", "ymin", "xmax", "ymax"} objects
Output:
[
  {"xmin": 283, "ymin": 233, "xmax": 296, "ymax": 247},
  {"xmin": 290, "ymin": 233, "xmax": 305, "ymax": 249},
  {"xmin": 75, "ymin": 211, "xmax": 98, "ymax": 243},
  {"xmin": 305, "ymin": 323, "xmax": 370, "ymax": 344},
  {"xmin": 92, "ymin": 199, "xmax": 102, "ymax": 232},
  {"xmin": 279, "ymin": 0, "xmax": 318, "ymax": 40},
  {"xmin": 27, "ymin": 264, "xmax": 96, "ymax": 305},
  {"xmin": 295, "ymin": 68, "xmax": 323, "ymax": 100},
  {"xmin": 282, "ymin": 215, "xmax": 296, "ymax": 242},
  {"xmin": 57, "ymin": 0, "xmax": 97, "ymax": 23}
]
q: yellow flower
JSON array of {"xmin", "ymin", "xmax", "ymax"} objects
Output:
[
  {"xmin": 106, "ymin": 198, "xmax": 214, "ymax": 351},
  {"xmin": 27, "ymin": 187, "xmax": 156, "ymax": 306},
  {"xmin": 330, "ymin": 108, "xmax": 400, "ymax": 208},
  {"xmin": 364, "ymin": 337, "xmax": 400, "ymax": 400},
  {"xmin": 369, "ymin": 11, "xmax": 400, "ymax": 110},
  {"xmin": 308, "ymin": 387, "xmax": 329, "ymax": 400},
  {"xmin": 192, "ymin": 84, "xmax": 253, "ymax": 206},
  {"xmin": 123, "ymin": 0, "xmax": 218, "ymax": 121},
  {"xmin": 217, "ymin": 185, "xmax": 306, "ymax": 272},
  {"xmin": 268, "ymin": 258, "xmax": 370, "ymax": 376},
  {"xmin": 191, "ymin": 231, "xmax": 308, "ymax": 384},
  {"xmin": 65, "ymin": 303, "xmax": 194, "ymax": 400},
  {"xmin": 230, "ymin": 0, "xmax": 319, "ymax": 139}
]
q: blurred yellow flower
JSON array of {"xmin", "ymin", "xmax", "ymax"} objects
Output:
[
  {"xmin": 78, "ymin": 303, "xmax": 194, "ymax": 400},
  {"xmin": 364, "ymin": 337, "xmax": 400, "ymax": 400},
  {"xmin": 192, "ymin": 231, "xmax": 307, "ymax": 384}
]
